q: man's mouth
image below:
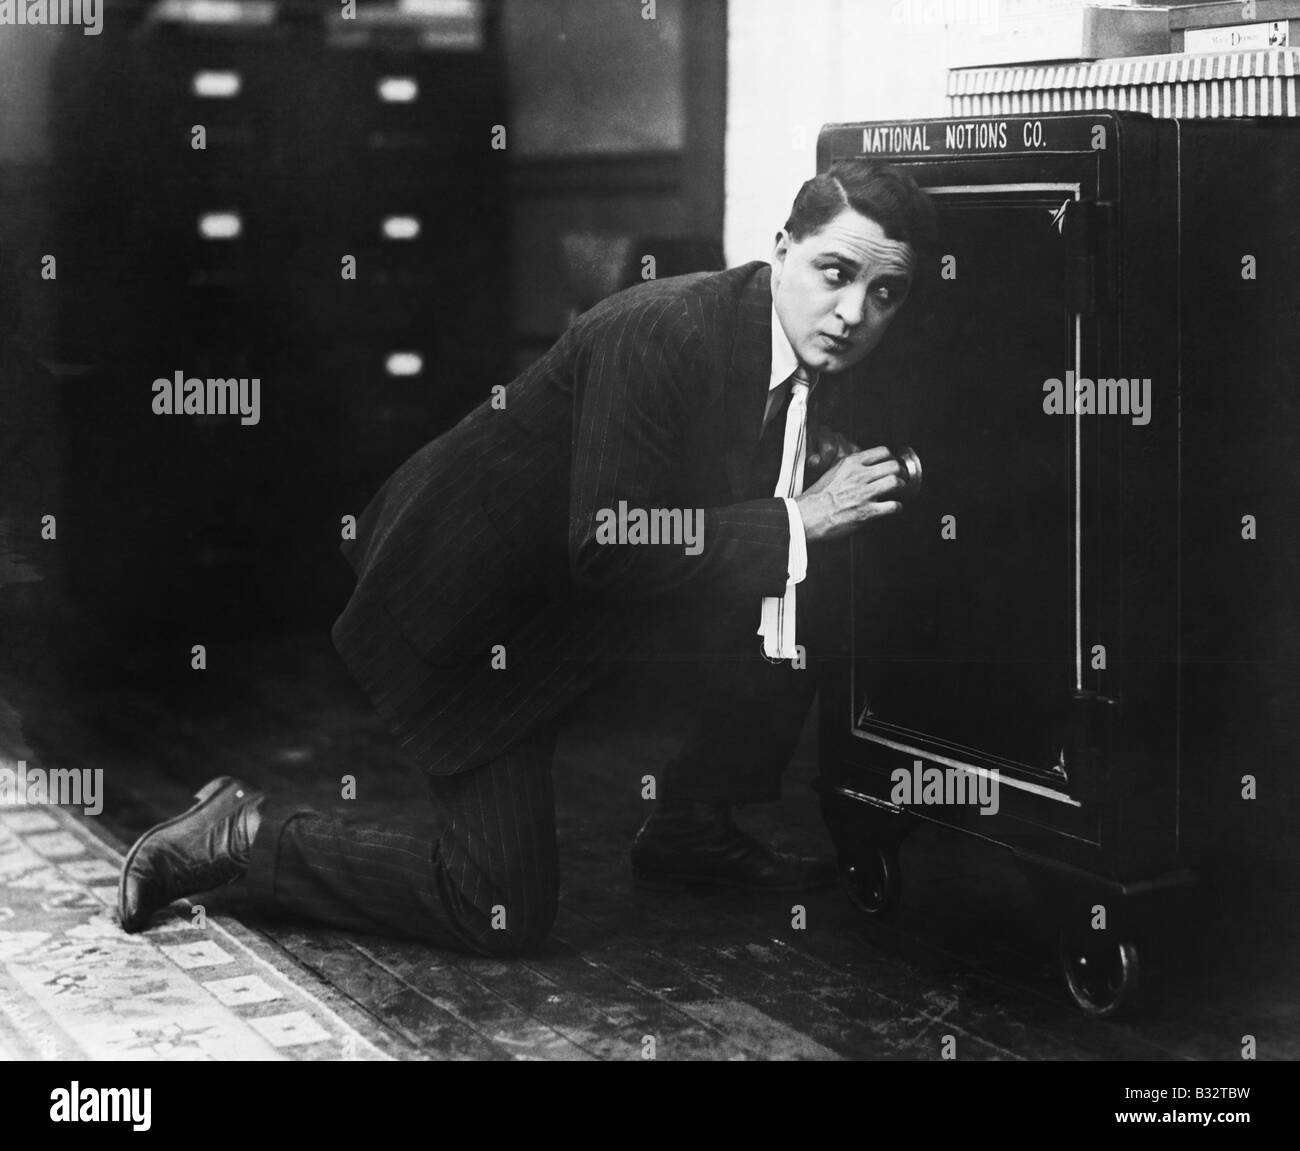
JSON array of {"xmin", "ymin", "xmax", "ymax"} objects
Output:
[{"xmin": 821, "ymin": 333, "xmax": 854, "ymax": 353}]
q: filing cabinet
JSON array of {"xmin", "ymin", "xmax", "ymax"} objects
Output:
[{"xmin": 49, "ymin": 1, "xmax": 507, "ymax": 642}]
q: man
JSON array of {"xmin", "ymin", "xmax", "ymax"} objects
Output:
[{"xmin": 118, "ymin": 160, "xmax": 937, "ymax": 955}]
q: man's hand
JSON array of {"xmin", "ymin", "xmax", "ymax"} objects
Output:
[
  {"xmin": 806, "ymin": 424, "xmax": 859, "ymax": 473},
  {"xmin": 795, "ymin": 446, "xmax": 905, "ymax": 542}
]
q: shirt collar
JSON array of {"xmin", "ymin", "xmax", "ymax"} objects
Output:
[{"xmin": 769, "ymin": 301, "xmax": 799, "ymax": 392}]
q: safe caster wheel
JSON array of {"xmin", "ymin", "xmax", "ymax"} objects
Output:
[
  {"xmin": 841, "ymin": 844, "xmax": 901, "ymax": 920},
  {"xmin": 1058, "ymin": 931, "xmax": 1141, "ymax": 1019}
]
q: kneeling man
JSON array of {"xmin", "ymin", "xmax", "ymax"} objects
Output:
[{"xmin": 119, "ymin": 160, "xmax": 936, "ymax": 955}]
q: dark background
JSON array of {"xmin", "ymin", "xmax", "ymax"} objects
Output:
[{"xmin": 0, "ymin": 0, "xmax": 728, "ymax": 669}]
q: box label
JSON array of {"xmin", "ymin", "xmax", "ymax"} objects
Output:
[
  {"xmin": 1185, "ymin": 21, "xmax": 1289, "ymax": 53},
  {"xmin": 837, "ymin": 115, "xmax": 1110, "ymax": 158}
]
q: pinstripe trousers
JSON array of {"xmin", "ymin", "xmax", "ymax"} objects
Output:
[
  {"xmin": 242, "ymin": 655, "xmax": 818, "ymax": 955},
  {"xmin": 244, "ymin": 551, "xmax": 846, "ymax": 955},
  {"xmin": 246, "ymin": 726, "xmax": 560, "ymax": 956}
]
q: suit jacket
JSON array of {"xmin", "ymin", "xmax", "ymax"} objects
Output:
[{"xmin": 332, "ymin": 260, "xmax": 861, "ymax": 777}]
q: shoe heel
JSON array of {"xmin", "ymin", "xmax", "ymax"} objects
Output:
[{"xmin": 193, "ymin": 777, "xmax": 233, "ymax": 803}]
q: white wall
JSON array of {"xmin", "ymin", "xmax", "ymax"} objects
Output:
[{"xmin": 725, "ymin": 0, "xmax": 955, "ymax": 264}]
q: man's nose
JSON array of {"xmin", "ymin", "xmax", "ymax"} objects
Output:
[{"xmin": 835, "ymin": 283, "xmax": 868, "ymax": 329}]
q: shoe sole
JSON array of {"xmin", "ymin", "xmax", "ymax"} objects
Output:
[{"xmin": 117, "ymin": 776, "xmax": 244, "ymax": 932}]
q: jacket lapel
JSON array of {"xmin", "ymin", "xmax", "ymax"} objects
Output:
[{"xmin": 723, "ymin": 263, "xmax": 775, "ymax": 499}]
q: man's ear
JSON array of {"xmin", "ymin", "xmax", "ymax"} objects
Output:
[{"xmin": 772, "ymin": 229, "xmax": 791, "ymax": 265}]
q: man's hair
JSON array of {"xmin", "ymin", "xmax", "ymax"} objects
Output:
[{"xmin": 784, "ymin": 160, "xmax": 938, "ymax": 257}]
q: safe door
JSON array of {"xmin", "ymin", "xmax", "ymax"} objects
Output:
[{"xmin": 818, "ymin": 121, "xmax": 1131, "ymax": 860}]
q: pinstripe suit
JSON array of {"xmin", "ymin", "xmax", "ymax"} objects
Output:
[{"xmin": 247, "ymin": 262, "xmax": 860, "ymax": 953}]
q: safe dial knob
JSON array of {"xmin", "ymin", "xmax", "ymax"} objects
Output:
[{"xmin": 892, "ymin": 445, "xmax": 922, "ymax": 500}]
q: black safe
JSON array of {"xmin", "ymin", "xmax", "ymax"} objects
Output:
[{"xmin": 814, "ymin": 111, "xmax": 1299, "ymax": 1015}]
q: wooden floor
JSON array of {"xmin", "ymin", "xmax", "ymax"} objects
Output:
[{"xmin": 2, "ymin": 621, "xmax": 1297, "ymax": 1061}]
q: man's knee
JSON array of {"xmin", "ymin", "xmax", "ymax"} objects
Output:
[
  {"xmin": 423, "ymin": 840, "xmax": 559, "ymax": 956},
  {"xmin": 462, "ymin": 888, "xmax": 558, "ymax": 957},
  {"xmin": 422, "ymin": 739, "xmax": 559, "ymax": 956}
]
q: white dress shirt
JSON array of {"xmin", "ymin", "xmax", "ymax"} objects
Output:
[{"xmin": 765, "ymin": 302, "xmax": 810, "ymax": 591}]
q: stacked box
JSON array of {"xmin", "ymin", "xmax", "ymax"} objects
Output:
[{"xmin": 949, "ymin": 47, "xmax": 1300, "ymax": 116}]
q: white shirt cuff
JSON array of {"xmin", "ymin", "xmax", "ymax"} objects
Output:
[{"xmin": 781, "ymin": 497, "xmax": 808, "ymax": 586}]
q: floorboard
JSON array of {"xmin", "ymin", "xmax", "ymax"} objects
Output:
[{"xmin": 1, "ymin": 629, "xmax": 1296, "ymax": 1061}]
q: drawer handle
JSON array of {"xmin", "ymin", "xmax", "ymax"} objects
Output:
[
  {"xmin": 163, "ymin": 1, "xmax": 277, "ymax": 27},
  {"xmin": 377, "ymin": 77, "xmax": 419, "ymax": 104},
  {"xmin": 385, "ymin": 352, "xmax": 424, "ymax": 377},
  {"xmin": 198, "ymin": 212, "xmax": 242, "ymax": 240},
  {"xmin": 192, "ymin": 70, "xmax": 242, "ymax": 99},
  {"xmin": 382, "ymin": 215, "xmax": 421, "ymax": 241}
]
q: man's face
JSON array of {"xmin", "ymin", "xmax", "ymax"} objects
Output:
[{"xmin": 770, "ymin": 207, "xmax": 917, "ymax": 374}]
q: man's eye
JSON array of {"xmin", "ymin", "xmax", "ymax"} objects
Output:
[
  {"xmin": 874, "ymin": 284, "xmax": 904, "ymax": 305},
  {"xmin": 823, "ymin": 266, "xmax": 848, "ymax": 285}
]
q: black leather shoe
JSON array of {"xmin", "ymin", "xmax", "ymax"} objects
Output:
[
  {"xmin": 631, "ymin": 802, "xmax": 838, "ymax": 892},
  {"xmin": 118, "ymin": 776, "xmax": 263, "ymax": 933}
]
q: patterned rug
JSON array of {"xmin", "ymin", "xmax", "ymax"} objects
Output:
[{"xmin": 0, "ymin": 799, "xmax": 392, "ymax": 1061}]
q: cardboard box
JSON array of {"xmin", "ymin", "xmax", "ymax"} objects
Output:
[
  {"xmin": 946, "ymin": 4, "xmax": 1171, "ymax": 67},
  {"xmin": 948, "ymin": 47, "xmax": 1300, "ymax": 118},
  {"xmin": 1179, "ymin": 19, "xmax": 1295, "ymax": 51}
]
